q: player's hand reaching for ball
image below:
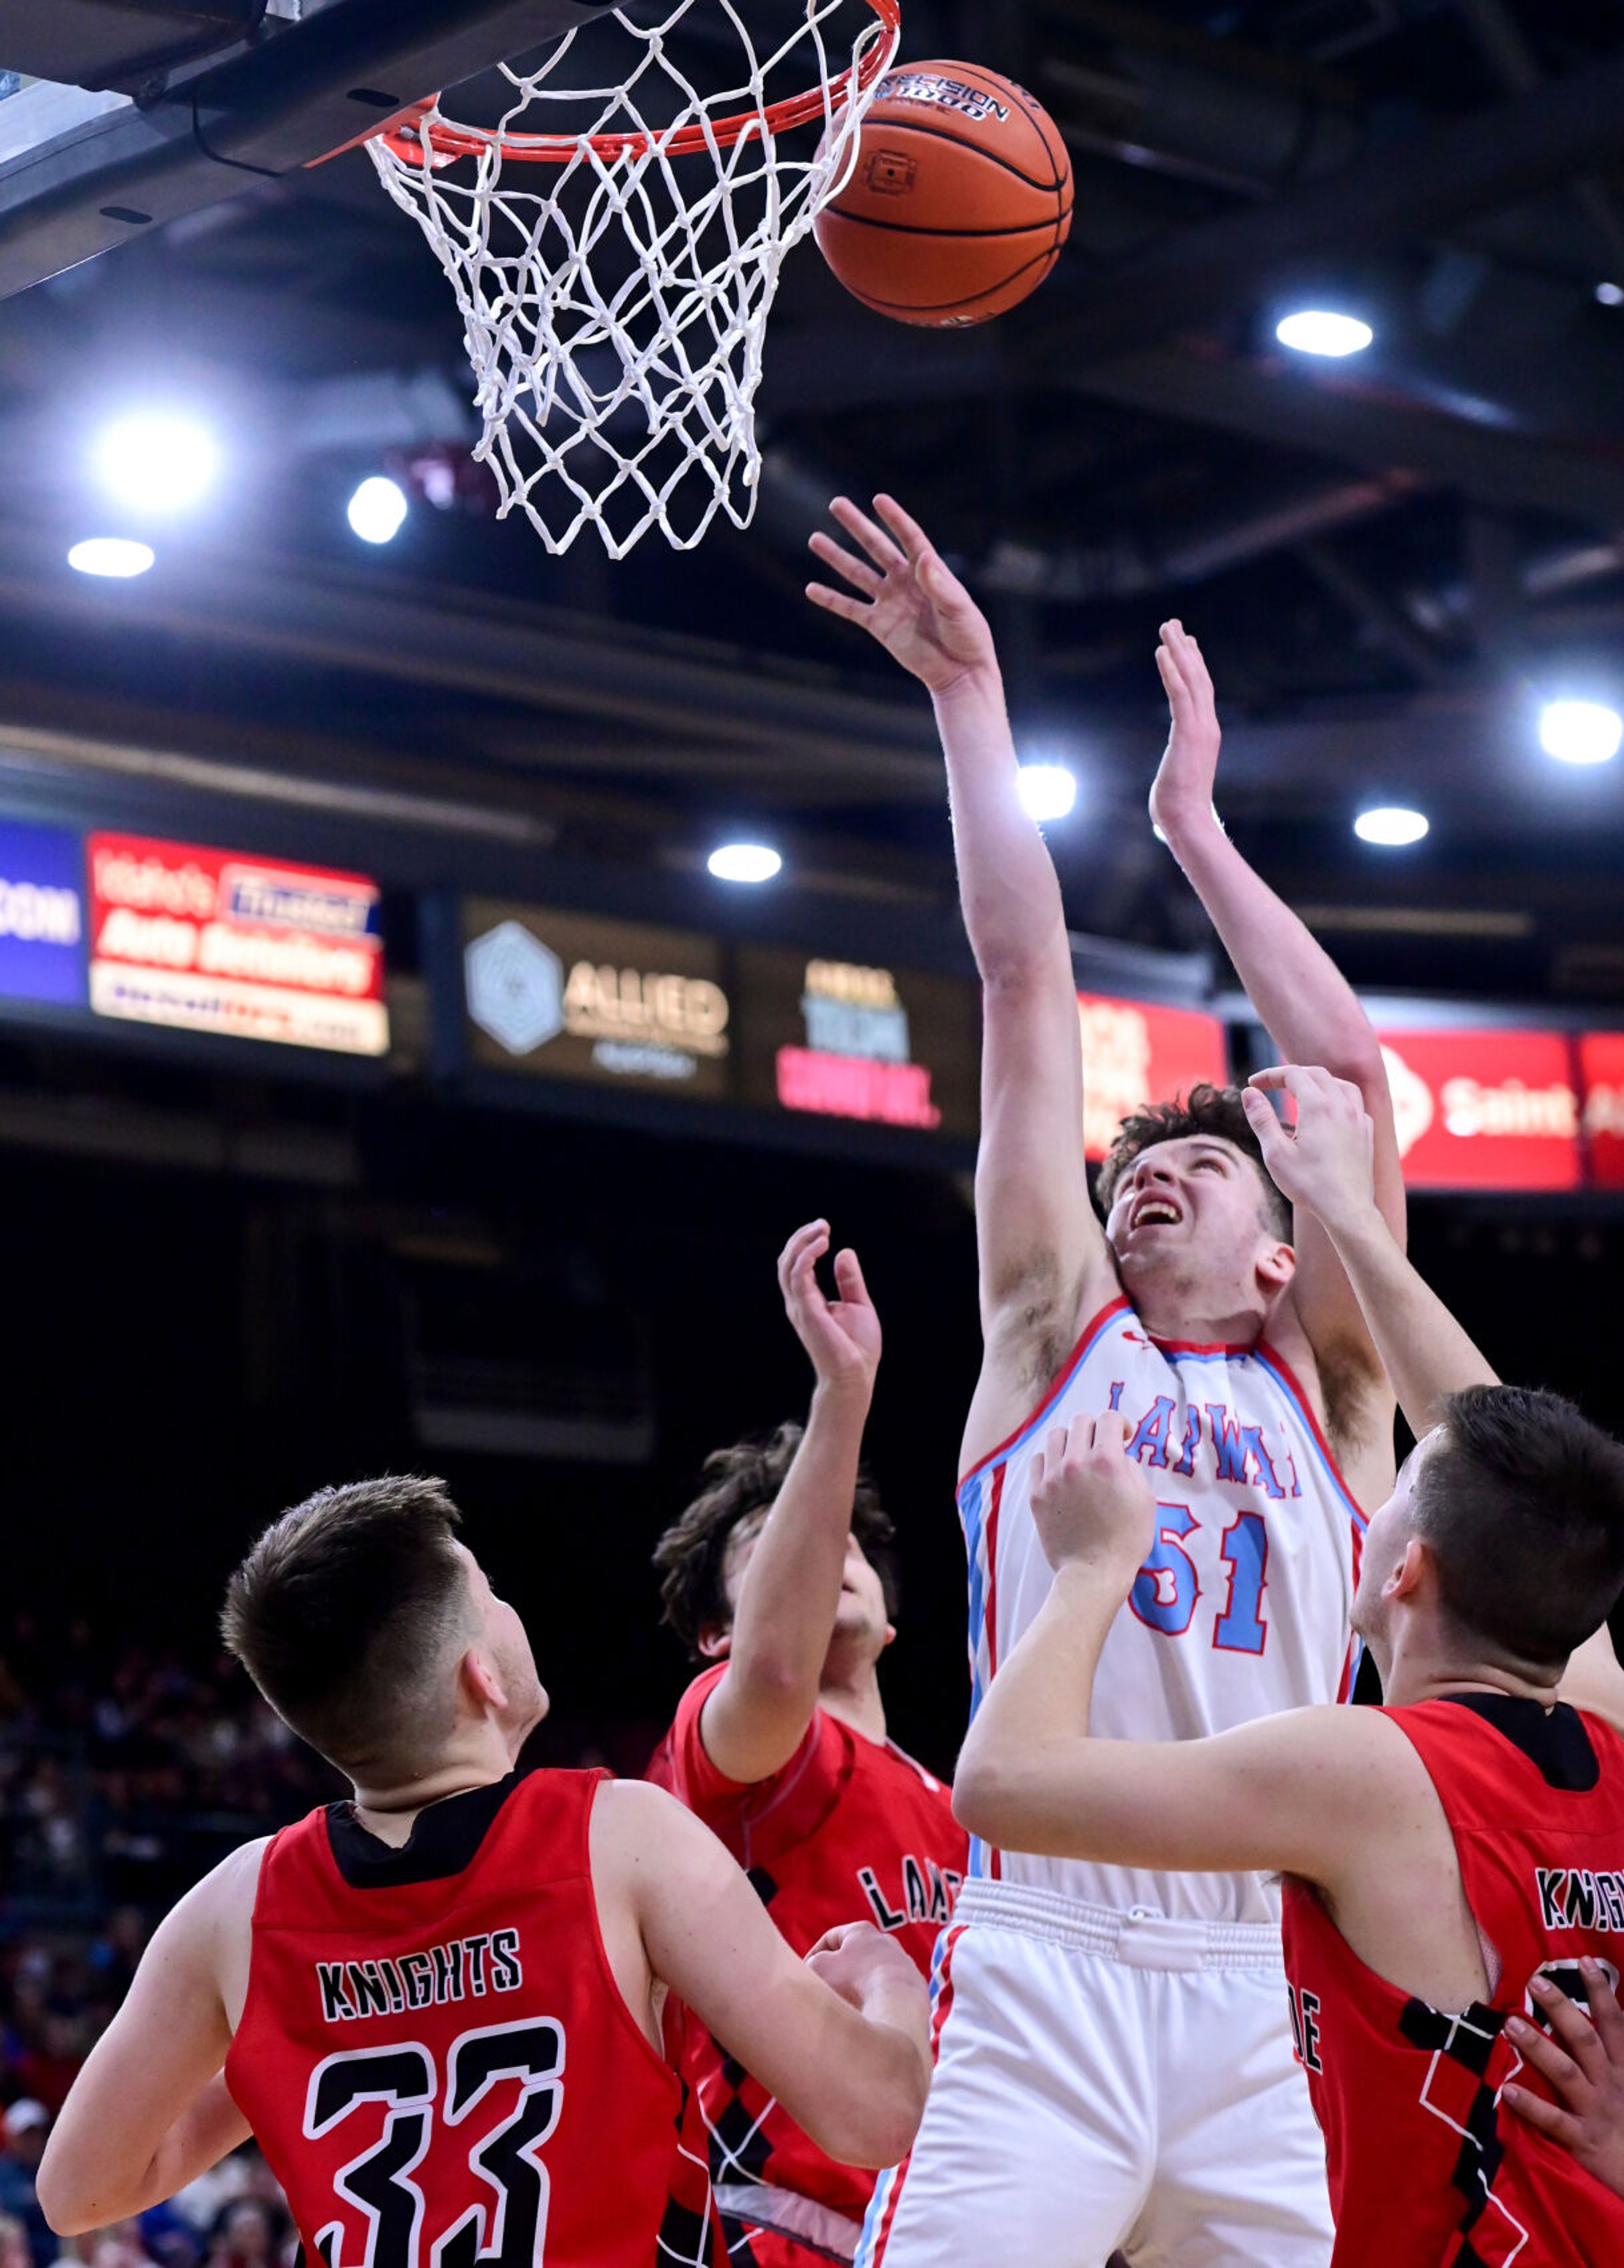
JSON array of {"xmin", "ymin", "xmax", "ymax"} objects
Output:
[
  {"xmin": 1029, "ymin": 1411, "xmax": 1155, "ymax": 1589},
  {"xmin": 1504, "ymin": 1962, "xmax": 1624, "ymax": 2199},
  {"xmin": 1148, "ymin": 620, "xmax": 1221, "ymax": 846},
  {"xmin": 807, "ymin": 495, "xmax": 999, "ymax": 697},
  {"xmin": 1241, "ymin": 1065, "xmax": 1376, "ymax": 1234},
  {"xmin": 778, "ymin": 1219, "xmax": 881, "ymax": 1405}
]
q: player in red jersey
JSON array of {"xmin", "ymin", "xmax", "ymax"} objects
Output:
[
  {"xmin": 649, "ymin": 1222, "xmax": 967, "ymax": 2268},
  {"xmin": 955, "ymin": 1065, "xmax": 1624, "ymax": 2265},
  {"xmin": 34, "ymin": 1478, "xmax": 932, "ymax": 2268}
]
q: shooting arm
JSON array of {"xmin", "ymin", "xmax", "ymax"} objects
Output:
[
  {"xmin": 700, "ymin": 1380, "xmax": 873, "ymax": 1785},
  {"xmin": 38, "ymin": 1852, "xmax": 255, "ymax": 2232},
  {"xmin": 1152, "ymin": 626, "xmax": 1404, "ymax": 1385}
]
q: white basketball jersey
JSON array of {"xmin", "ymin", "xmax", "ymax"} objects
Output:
[{"xmin": 957, "ymin": 1293, "xmax": 1367, "ymax": 1925}]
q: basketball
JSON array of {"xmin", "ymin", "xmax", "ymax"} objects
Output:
[{"xmin": 814, "ymin": 62, "xmax": 1074, "ymax": 328}]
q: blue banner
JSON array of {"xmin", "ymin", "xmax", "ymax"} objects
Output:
[{"xmin": 0, "ymin": 821, "xmax": 87, "ymax": 1006}]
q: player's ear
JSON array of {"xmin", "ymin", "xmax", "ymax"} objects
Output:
[
  {"xmin": 696, "ymin": 1624, "xmax": 732, "ymax": 1661},
  {"xmin": 1386, "ymin": 1535, "xmax": 1431, "ymax": 1605},
  {"xmin": 1256, "ymin": 1238, "xmax": 1295, "ymax": 1294},
  {"xmin": 460, "ymin": 1645, "xmax": 509, "ymax": 1714}
]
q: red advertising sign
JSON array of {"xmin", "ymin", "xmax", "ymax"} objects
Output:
[
  {"xmin": 1375, "ymin": 1028, "xmax": 1580, "ymax": 1190},
  {"xmin": 1580, "ymin": 1031, "xmax": 1624, "ymax": 1188},
  {"xmin": 88, "ymin": 833, "xmax": 388, "ymax": 1057},
  {"xmin": 1078, "ymin": 994, "xmax": 1229, "ymax": 1162}
]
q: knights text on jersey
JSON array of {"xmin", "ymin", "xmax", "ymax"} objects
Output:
[
  {"xmin": 957, "ymin": 1294, "xmax": 1366, "ymax": 1923},
  {"xmin": 224, "ymin": 1769, "xmax": 683, "ymax": 2268},
  {"xmin": 1281, "ymin": 1695, "xmax": 1624, "ymax": 2266},
  {"xmin": 647, "ymin": 1666, "xmax": 966, "ymax": 2232}
]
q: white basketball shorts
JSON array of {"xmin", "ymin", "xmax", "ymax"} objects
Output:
[{"xmin": 857, "ymin": 1879, "xmax": 1333, "ymax": 2268}]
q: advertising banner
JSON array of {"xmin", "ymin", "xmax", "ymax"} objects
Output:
[
  {"xmin": 735, "ymin": 947, "xmax": 980, "ymax": 1138},
  {"xmin": 1376, "ymin": 1028, "xmax": 1581, "ymax": 1190},
  {"xmin": 0, "ymin": 820, "xmax": 86, "ymax": 1007},
  {"xmin": 87, "ymin": 833, "xmax": 388, "ymax": 1056},
  {"xmin": 463, "ymin": 901, "xmax": 732, "ymax": 1098},
  {"xmin": 1580, "ymin": 1032, "xmax": 1624, "ymax": 1189},
  {"xmin": 1078, "ymin": 993, "xmax": 1230, "ymax": 1161}
]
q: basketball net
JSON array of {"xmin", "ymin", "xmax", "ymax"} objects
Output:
[{"xmin": 368, "ymin": 0, "xmax": 900, "ymax": 557}]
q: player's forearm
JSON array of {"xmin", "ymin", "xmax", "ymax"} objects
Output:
[
  {"xmin": 1162, "ymin": 810, "xmax": 1383, "ymax": 1081},
  {"xmin": 953, "ymin": 1563, "xmax": 1119, "ymax": 1851},
  {"xmin": 934, "ymin": 668, "xmax": 1071, "ymax": 985},
  {"xmin": 726, "ymin": 1381, "xmax": 872, "ymax": 1700},
  {"xmin": 798, "ymin": 1988, "xmax": 931, "ymax": 2169},
  {"xmin": 40, "ymin": 2073, "xmax": 248, "ymax": 2233},
  {"xmin": 1315, "ymin": 1203, "xmax": 1496, "ymax": 1437}
]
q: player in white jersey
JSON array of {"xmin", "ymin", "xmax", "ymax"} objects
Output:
[{"xmin": 806, "ymin": 498, "xmax": 1407, "ymax": 2265}]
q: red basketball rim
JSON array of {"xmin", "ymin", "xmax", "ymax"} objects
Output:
[{"xmin": 374, "ymin": 0, "xmax": 902, "ymax": 169}]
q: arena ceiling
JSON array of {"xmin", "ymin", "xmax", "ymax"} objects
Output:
[{"xmin": 1, "ymin": 0, "xmax": 1623, "ymax": 1004}]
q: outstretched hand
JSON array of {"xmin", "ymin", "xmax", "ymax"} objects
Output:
[
  {"xmin": 1149, "ymin": 619, "xmax": 1221, "ymax": 842},
  {"xmin": 1504, "ymin": 1963, "xmax": 1624, "ymax": 2199},
  {"xmin": 807, "ymin": 494, "xmax": 999, "ymax": 696},
  {"xmin": 1241, "ymin": 1065, "xmax": 1376, "ymax": 1232},
  {"xmin": 779, "ymin": 1219, "xmax": 881, "ymax": 1401},
  {"xmin": 1029, "ymin": 1410, "xmax": 1155, "ymax": 1587}
]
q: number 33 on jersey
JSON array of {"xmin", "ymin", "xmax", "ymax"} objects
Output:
[
  {"xmin": 225, "ymin": 1771, "xmax": 684, "ymax": 2268},
  {"xmin": 957, "ymin": 1297, "xmax": 1367, "ymax": 1921}
]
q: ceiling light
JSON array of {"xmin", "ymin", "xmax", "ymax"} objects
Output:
[
  {"xmin": 1354, "ymin": 806, "xmax": 1428, "ymax": 847},
  {"xmin": 68, "ymin": 537, "xmax": 154, "ymax": 579},
  {"xmin": 1275, "ymin": 310, "xmax": 1374, "ymax": 358},
  {"xmin": 93, "ymin": 414, "xmax": 219, "ymax": 513},
  {"xmin": 708, "ymin": 842, "xmax": 781, "ymax": 884},
  {"xmin": 1016, "ymin": 762, "xmax": 1078, "ymax": 823},
  {"xmin": 348, "ymin": 475, "xmax": 409, "ymax": 545},
  {"xmin": 1597, "ymin": 282, "xmax": 1624, "ymax": 307},
  {"xmin": 1539, "ymin": 699, "xmax": 1622, "ymax": 765}
]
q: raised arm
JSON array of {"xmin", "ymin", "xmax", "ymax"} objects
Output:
[
  {"xmin": 809, "ymin": 497, "xmax": 1111, "ymax": 1449},
  {"xmin": 600, "ymin": 1780, "xmax": 930, "ymax": 2171},
  {"xmin": 1239, "ymin": 1065, "xmax": 1624, "ymax": 1725},
  {"xmin": 1151, "ymin": 625, "xmax": 1404, "ymax": 1431},
  {"xmin": 952, "ymin": 1411, "xmax": 1416, "ymax": 1881},
  {"xmin": 38, "ymin": 1845, "xmax": 258, "ymax": 2233},
  {"xmin": 698, "ymin": 1221, "xmax": 883, "ymax": 1785}
]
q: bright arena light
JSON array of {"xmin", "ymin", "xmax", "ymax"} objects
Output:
[
  {"xmin": 1016, "ymin": 763, "xmax": 1078, "ymax": 823},
  {"xmin": 1539, "ymin": 699, "xmax": 1622, "ymax": 765},
  {"xmin": 68, "ymin": 537, "xmax": 155, "ymax": 579},
  {"xmin": 93, "ymin": 414, "xmax": 219, "ymax": 513},
  {"xmin": 348, "ymin": 476, "xmax": 409, "ymax": 545},
  {"xmin": 1275, "ymin": 310, "xmax": 1374, "ymax": 358},
  {"xmin": 1354, "ymin": 806, "xmax": 1429, "ymax": 847},
  {"xmin": 708, "ymin": 842, "xmax": 782, "ymax": 884}
]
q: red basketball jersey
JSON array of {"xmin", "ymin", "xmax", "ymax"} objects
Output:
[
  {"xmin": 647, "ymin": 1667, "xmax": 965, "ymax": 2248},
  {"xmin": 225, "ymin": 1769, "xmax": 683, "ymax": 2268},
  {"xmin": 1281, "ymin": 1694, "xmax": 1624, "ymax": 2267}
]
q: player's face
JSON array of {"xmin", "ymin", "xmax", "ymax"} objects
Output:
[
  {"xmin": 1104, "ymin": 1137, "xmax": 1291, "ymax": 1308},
  {"xmin": 458, "ymin": 1544, "xmax": 549, "ymax": 1741},
  {"xmin": 720, "ymin": 1517, "xmax": 894, "ymax": 1661},
  {"xmin": 1351, "ymin": 1433, "xmax": 1436, "ymax": 1674}
]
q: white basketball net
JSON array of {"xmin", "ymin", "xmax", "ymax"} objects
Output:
[{"xmin": 368, "ymin": 0, "xmax": 899, "ymax": 557}]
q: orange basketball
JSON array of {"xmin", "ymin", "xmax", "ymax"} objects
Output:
[{"xmin": 814, "ymin": 62, "xmax": 1073, "ymax": 327}]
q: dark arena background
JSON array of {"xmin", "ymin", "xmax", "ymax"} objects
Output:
[{"xmin": 0, "ymin": 0, "xmax": 1621, "ymax": 2248}]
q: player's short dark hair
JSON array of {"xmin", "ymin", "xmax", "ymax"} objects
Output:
[
  {"xmin": 221, "ymin": 1476, "xmax": 476, "ymax": 1775},
  {"xmin": 1415, "ymin": 1386, "xmax": 1624, "ymax": 1671},
  {"xmin": 1095, "ymin": 1083, "xmax": 1291, "ymax": 1243},
  {"xmin": 653, "ymin": 1423, "xmax": 897, "ymax": 1656}
]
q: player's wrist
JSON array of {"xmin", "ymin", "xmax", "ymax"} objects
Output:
[{"xmin": 929, "ymin": 658, "xmax": 1004, "ymax": 713}]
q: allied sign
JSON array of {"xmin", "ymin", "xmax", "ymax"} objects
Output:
[
  {"xmin": 0, "ymin": 820, "xmax": 86, "ymax": 1006},
  {"xmin": 464, "ymin": 902, "xmax": 732, "ymax": 1098},
  {"xmin": 1078, "ymin": 993, "xmax": 1230, "ymax": 1161},
  {"xmin": 87, "ymin": 833, "xmax": 389, "ymax": 1056},
  {"xmin": 1377, "ymin": 1029, "xmax": 1582, "ymax": 1191}
]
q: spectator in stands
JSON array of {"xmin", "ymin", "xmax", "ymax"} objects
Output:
[{"xmin": 0, "ymin": 2102, "xmax": 52, "ymax": 2268}]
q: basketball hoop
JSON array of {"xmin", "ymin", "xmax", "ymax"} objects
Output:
[{"xmin": 366, "ymin": 0, "xmax": 901, "ymax": 557}]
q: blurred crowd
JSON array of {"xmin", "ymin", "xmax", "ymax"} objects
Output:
[{"xmin": 0, "ymin": 1614, "xmax": 343, "ymax": 2268}]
